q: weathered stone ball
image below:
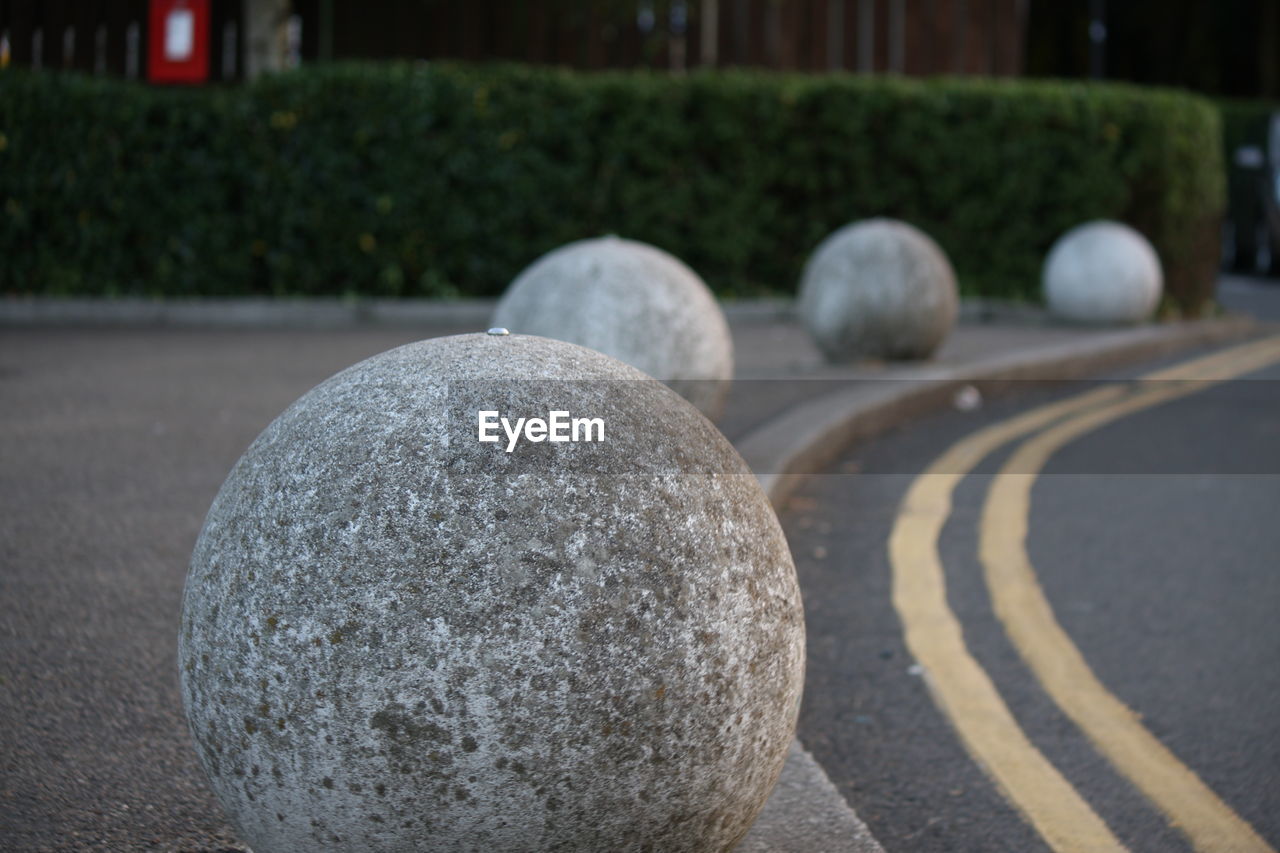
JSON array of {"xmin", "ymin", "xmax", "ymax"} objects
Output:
[
  {"xmin": 1042, "ymin": 221, "xmax": 1163, "ymax": 324},
  {"xmin": 492, "ymin": 237, "xmax": 733, "ymax": 419},
  {"xmin": 179, "ymin": 333, "xmax": 804, "ymax": 853},
  {"xmin": 797, "ymin": 218, "xmax": 959, "ymax": 362}
]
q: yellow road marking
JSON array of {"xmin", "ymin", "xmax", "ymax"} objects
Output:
[
  {"xmin": 890, "ymin": 385, "xmax": 1131, "ymax": 853},
  {"xmin": 889, "ymin": 334, "xmax": 1280, "ymax": 853},
  {"xmin": 980, "ymin": 336, "xmax": 1280, "ymax": 853}
]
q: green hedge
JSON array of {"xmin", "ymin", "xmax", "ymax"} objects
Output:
[{"xmin": 0, "ymin": 64, "xmax": 1225, "ymax": 312}]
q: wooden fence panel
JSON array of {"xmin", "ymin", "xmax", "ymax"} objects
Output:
[{"xmin": 0, "ymin": 1, "xmax": 1024, "ymax": 80}]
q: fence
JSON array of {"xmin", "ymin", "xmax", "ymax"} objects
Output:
[
  {"xmin": 0, "ymin": 0, "xmax": 1025, "ymax": 80},
  {"xmin": 0, "ymin": 0, "xmax": 243, "ymax": 81}
]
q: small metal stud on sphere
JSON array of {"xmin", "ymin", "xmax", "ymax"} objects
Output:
[
  {"xmin": 492, "ymin": 237, "xmax": 733, "ymax": 419},
  {"xmin": 179, "ymin": 334, "xmax": 804, "ymax": 852},
  {"xmin": 798, "ymin": 219, "xmax": 959, "ymax": 362},
  {"xmin": 1043, "ymin": 221, "xmax": 1163, "ymax": 324}
]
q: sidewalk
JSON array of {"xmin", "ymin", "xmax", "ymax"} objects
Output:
[
  {"xmin": 725, "ymin": 310, "xmax": 1257, "ymax": 504},
  {"xmin": 0, "ymin": 301, "xmax": 1259, "ymax": 852}
]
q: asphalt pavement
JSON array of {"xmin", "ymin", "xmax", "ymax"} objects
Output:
[
  {"xmin": 0, "ymin": 328, "xmax": 456, "ymax": 852},
  {"xmin": 782, "ymin": 335, "xmax": 1280, "ymax": 852}
]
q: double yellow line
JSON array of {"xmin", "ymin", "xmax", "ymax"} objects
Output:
[{"xmin": 889, "ymin": 335, "xmax": 1280, "ymax": 852}]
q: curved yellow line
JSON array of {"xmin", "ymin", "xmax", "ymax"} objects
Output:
[
  {"xmin": 890, "ymin": 384, "xmax": 1130, "ymax": 853},
  {"xmin": 979, "ymin": 336, "xmax": 1280, "ymax": 853},
  {"xmin": 889, "ymin": 334, "xmax": 1280, "ymax": 852}
]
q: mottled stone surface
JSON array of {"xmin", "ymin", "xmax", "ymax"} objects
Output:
[
  {"xmin": 1043, "ymin": 221, "xmax": 1164, "ymax": 324},
  {"xmin": 179, "ymin": 333, "xmax": 804, "ymax": 852},
  {"xmin": 492, "ymin": 237, "xmax": 733, "ymax": 418},
  {"xmin": 797, "ymin": 219, "xmax": 958, "ymax": 362}
]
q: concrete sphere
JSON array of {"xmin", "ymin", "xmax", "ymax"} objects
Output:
[
  {"xmin": 179, "ymin": 333, "xmax": 804, "ymax": 853},
  {"xmin": 1043, "ymin": 221, "xmax": 1163, "ymax": 324},
  {"xmin": 798, "ymin": 219, "xmax": 958, "ymax": 362},
  {"xmin": 492, "ymin": 237, "xmax": 733, "ymax": 419}
]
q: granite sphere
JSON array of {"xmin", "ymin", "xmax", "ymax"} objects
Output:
[
  {"xmin": 798, "ymin": 219, "xmax": 958, "ymax": 362},
  {"xmin": 179, "ymin": 333, "xmax": 804, "ymax": 853},
  {"xmin": 1043, "ymin": 221, "xmax": 1163, "ymax": 324},
  {"xmin": 492, "ymin": 237, "xmax": 733, "ymax": 418}
]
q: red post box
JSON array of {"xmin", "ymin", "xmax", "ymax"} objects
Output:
[{"xmin": 147, "ymin": 0, "xmax": 210, "ymax": 84}]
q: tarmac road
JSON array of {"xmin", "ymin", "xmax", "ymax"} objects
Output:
[
  {"xmin": 0, "ymin": 328, "xmax": 449, "ymax": 851},
  {"xmin": 784, "ymin": 335, "xmax": 1280, "ymax": 852}
]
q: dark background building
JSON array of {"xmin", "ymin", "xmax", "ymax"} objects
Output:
[{"xmin": 0, "ymin": 1, "xmax": 1276, "ymax": 99}]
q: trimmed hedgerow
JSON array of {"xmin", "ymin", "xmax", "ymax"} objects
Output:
[{"xmin": 0, "ymin": 63, "xmax": 1225, "ymax": 312}]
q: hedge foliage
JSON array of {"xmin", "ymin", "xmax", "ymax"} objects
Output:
[{"xmin": 0, "ymin": 63, "xmax": 1225, "ymax": 311}]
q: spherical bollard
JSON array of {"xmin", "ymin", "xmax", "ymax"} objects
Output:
[
  {"xmin": 1042, "ymin": 221, "xmax": 1163, "ymax": 324},
  {"xmin": 491, "ymin": 237, "xmax": 733, "ymax": 419},
  {"xmin": 179, "ymin": 333, "xmax": 804, "ymax": 853},
  {"xmin": 798, "ymin": 219, "xmax": 959, "ymax": 362}
]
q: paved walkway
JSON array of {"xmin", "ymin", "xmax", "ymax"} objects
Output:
[{"xmin": 0, "ymin": 298, "xmax": 1265, "ymax": 851}]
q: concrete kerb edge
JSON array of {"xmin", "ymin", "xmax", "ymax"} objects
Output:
[
  {"xmin": 0, "ymin": 298, "xmax": 501, "ymax": 329},
  {"xmin": 737, "ymin": 315, "xmax": 1255, "ymax": 853},
  {"xmin": 739, "ymin": 741, "xmax": 886, "ymax": 853},
  {"xmin": 0, "ymin": 296, "xmax": 1046, "ymax": 329},
  {"xmin": 0, "ymin": 297, "xmax": 799, "ymax": 329},
  {"xmin": 744, "ymin": 315, "xmax": 1259, "ymax": 510}
]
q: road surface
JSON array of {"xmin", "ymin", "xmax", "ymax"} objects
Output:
[{"xmin": 785, "ymin": 333, "xmax": 1280, "ymax": 852}]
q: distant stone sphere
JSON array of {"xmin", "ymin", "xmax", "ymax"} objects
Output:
[
  {"xmin": 1043, "ymin": 221, "xmax": 1163, "ymax": 324},
  {"xmin": 179, "ymin": 333, "xmax": 804, "ymax": 853},
  {"xmin": 798, "ymin": 219, "xmax": 958, "ymax": 362},
  {"xmin": 492, "ymin": 237, "xmax": 733, "ymax": 419}
]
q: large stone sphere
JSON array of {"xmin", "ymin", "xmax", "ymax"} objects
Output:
[
  {"xmin": 491, "ymin": 237, "xmax": 733, "ymax": 419},
  {"xmin": 179, "ymin": 333, "xmax": 804, "ymax": 853},
  {"xmin": 1042, "ymin": 221, "xmax": 1163, "ymax": 324},
  {"xmin": 797, "ymin": 219, "xmax": 958, "ymax": 362}
]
